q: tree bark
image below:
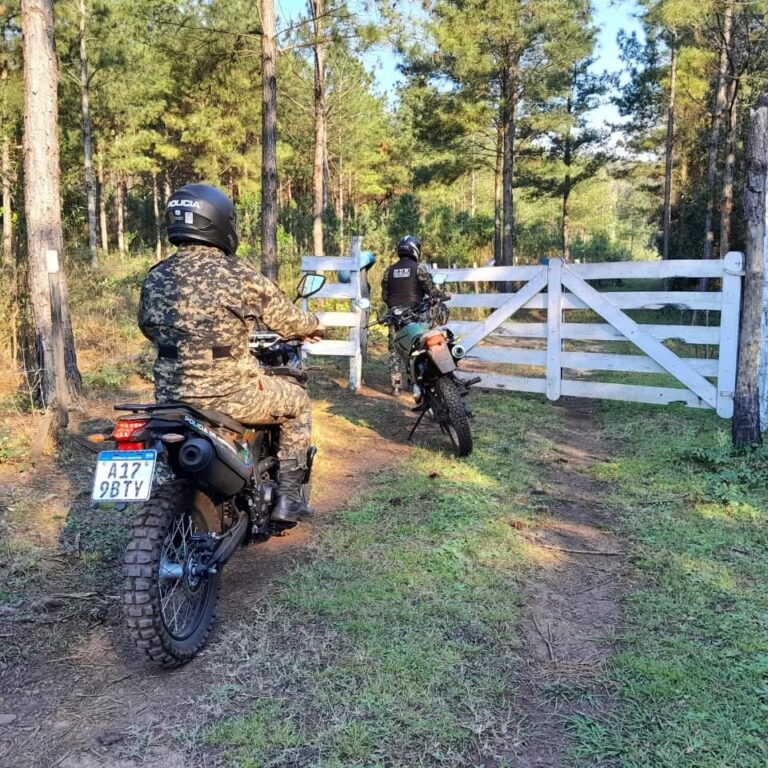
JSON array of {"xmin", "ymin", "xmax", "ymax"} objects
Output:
[
  {"xmin": 1, "ymin": 58, "xmax": 12, "ymax": 266},
  {"xmin": 494, "ymin": 125, "xmax": 501, "ymax": 264},
  {"xmin": 338, "ymin": 155, "xmax": 344, "ymax": 251},
  {"xmin": 662, "ymin": 42, "xmax": 677, "ymax": 261},
  {"xmin": 79, "ymin": 0, "xmax": 97, "ymax": 268},
  {"xmin": 97, "ymin": 150, "xmax": 108, "ymax": 254},
  {"xmin": 163, "ymin": 172, "xmax": 172, "ymax": 256},
  {"xmin": 500, "ymin": 62, "xmax": 516, "ymax": 268},
  {"xmin": 311, "ymin": 0, "xmax": 326, "ymax": 257},
  {"xmin": 719, "ymin": 74, "xmax": 740, "ymax": 257},
  {"xmin": 152, "ymin": 171, "xmax": 162, "ymax": 261},
  {"xmin": 2, "ymin": 135, "xmax": 10, "ymax": 266},
  {"xmin": 21, "ymin": 0, "xmax": 82, "ymax": 406},
  {"xmin": 115, "ymin": 174, "xmax": 125, "ymax": 253},
  {"xmin": 260, "ymin": 0, "xmax": 279, "ymax": 280},
  {"xmin": 703, "ymin": 0, "xmax": 734, "ymax": 262},
  {"xmin": 562, "ymin": 74, "xmax": 574, "ymax": 263},
  {"xmin": 733, "ymin": 95, "xmax": 767, "ymax": 447}
]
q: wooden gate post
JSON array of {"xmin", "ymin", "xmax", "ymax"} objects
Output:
[
  {"xmin": 349, "ymin": 235, "xmax": 363, "ymax": 391},
  {"xmin": 546, "ymin": 258, "xmax": 563, "ymax": 400}
]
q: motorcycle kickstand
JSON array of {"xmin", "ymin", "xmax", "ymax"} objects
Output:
[{"xmin": 407, "ymin": 407, "xmax": 428, "ymax": 442}]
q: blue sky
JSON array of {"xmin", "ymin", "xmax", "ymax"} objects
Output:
[{"xmin": 275, "ymin": 0, "xmax": 642, "ymax": 123}]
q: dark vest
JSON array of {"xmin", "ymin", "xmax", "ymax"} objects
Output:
[{"xmin": 385, "ymin": 257, "xmax": 422, "ymax": 307}]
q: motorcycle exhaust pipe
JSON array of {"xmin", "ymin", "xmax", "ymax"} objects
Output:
[
  {"xmin": 178, "ymin": 437, "xmax": 214, "ymax": 472},
  {"xmin": 452, "ymin": 344, "xmax": 466, "ymax": 359}
]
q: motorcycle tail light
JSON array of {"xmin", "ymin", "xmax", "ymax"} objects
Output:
[
  {"xmin": 112, "ymin": 418, "xmax": 149, "ymax": 449},
  {"xmin": 425, "ymin": 334, "xmax": 446, "ymax": 349}
]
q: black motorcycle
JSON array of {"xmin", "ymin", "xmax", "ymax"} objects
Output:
[
  {"xmin": 380, "ymin": 277, "xmax": 479, "ymax": 456},
  {"xmin": 91, "ymin": 274, "xmax": 326, "ymax": 668}
]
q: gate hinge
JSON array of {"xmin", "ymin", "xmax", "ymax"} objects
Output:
[
  {"xmin": 719, "ymin": 390, "xmax": 734, "ymax": 398},
  {"xmin": 724, "ymin": 268, "xmax": 745, "ymax": 276}
]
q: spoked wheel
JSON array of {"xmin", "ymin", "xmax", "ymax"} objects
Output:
[
  {"xmin": 433, "ymin": 377, "xmax": 473, "ymax": 456},
  {"xmin": 123, "ymin": 480, "xmax": 220, "ymax": 668}
]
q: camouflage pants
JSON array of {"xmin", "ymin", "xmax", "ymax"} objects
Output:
[
  {"xmin": 387, "ymin": 326, "xmax": 408, "ymax": 389},
  {"xmin": 177, "ymin": 375, "xmax": 311, "ymax": 467}
]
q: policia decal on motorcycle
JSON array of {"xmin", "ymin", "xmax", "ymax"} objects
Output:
[{"xmin": 90, "ymin": 184, "xmax": 327, "ymax": 668}]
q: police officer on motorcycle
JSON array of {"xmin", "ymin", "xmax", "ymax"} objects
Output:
[
  {"xmin": 138, "ymin": 184, "xmax": 324, "ymax": 523},
  {"xmin": 381, "ymin": 235, "xmax": 444, "ymax": 396}
]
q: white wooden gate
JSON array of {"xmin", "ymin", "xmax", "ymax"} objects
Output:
[
  {"xmin": 300, "ymin": 236, "xmax": 366, "ymax": 391},
  {"xmin": 442, "ymin": 253, "xmax": 743, "ymax": 418}
]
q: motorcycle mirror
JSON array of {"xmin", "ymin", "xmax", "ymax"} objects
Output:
[
  {"xmin": 354, "ymin": 298, "xmax": 371, "ymax": 310},
  {"xmin": 432, "ymin": 273, "xmax": 448, "ymax": 286},
  {"xmin": 296, "ymin": 273, "xmax": 326, "ymax": 299}
]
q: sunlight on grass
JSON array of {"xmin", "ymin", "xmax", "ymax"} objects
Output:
[
  {"xmin": 574, "ymin": 400, "xmax": 768, "ymax": 768},
  {"xmin": 201, "ymin": 390, "xmax": 556, "ymax": 767}
]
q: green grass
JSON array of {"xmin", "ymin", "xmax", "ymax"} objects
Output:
[
  {"xmin": 202, "ymin": 390, "xmax": 558, "ymax": 767},
  {"xmin": 570, "ymin": 403, "xmax": 768, "ymax": 768}
]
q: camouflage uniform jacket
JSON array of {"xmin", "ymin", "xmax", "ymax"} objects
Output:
[
  {"xmin": 138, "ymin": 245, "xmax": 320, "ymax": 400},
  {"xmin": 381, "ymin": 260, "xmax": 438, "ymax": 307}
]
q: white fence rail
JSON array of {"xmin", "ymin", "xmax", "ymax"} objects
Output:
[
  {"xmin": 440, "ymin": 254, "xmax": 743, "ymax": 418},
  {"xmin": 301, "ymin": 237, "xmax": 365, "ymax": 390}
]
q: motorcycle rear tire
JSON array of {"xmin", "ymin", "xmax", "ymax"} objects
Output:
[
  {"xmin": 434, "ymin": 377, "xmax": 473, "ymax": 456},
  {"xmin": 123, "ymin": 480, "xmax": 221, "ymax": 668}
]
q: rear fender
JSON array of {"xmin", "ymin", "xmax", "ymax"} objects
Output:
[{"xmin": 426, "ymin": 342, "xmax": 456, "ymax": 374}]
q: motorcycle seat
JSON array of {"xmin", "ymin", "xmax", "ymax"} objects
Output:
[{"xmin": 115, "ymin": 402, "xmax": 247, "ymax": 435}]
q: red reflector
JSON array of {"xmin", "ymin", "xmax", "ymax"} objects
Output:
[
  {"xmin": 112, "ymin": 418, "xmax": 149, "ymax": 442},
  {"xmin": 116, "ymin": 440, "xmax": 147, "ymax": 451},
  {"xmin": 425, "ymin": 334, "xmax": 446, "ymax": 349}
]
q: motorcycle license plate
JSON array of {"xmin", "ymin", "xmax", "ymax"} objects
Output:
[{"xmin": 91, "ymin": 450, "xmax": 157, "ymax": 502}]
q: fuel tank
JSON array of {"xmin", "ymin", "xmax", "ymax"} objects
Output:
[{"xmin": 393, "ymin": 321, "xmax": 430, "ymax": 357}]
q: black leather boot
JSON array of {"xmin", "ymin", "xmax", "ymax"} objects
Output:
[{"xmin": 271, "ymin": 459, "xmax": 313, "ymax": 523}]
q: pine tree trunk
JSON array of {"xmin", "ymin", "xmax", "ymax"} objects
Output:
[
  {"xmin": 494, "ymin": 126, "xmax": 501, "ymax": 264},
  {"xmin": 311, "ymin": 0, "xmax": 326, "ymax": 257},
  {"xmin": 2, "ymin": 136, "xmax": 11, "ymax": 266},
  {"xmin": 562, "ymin": 186, "xmax": 571, "ymax": 263},
  {"xmin": 21, "ymin": 0, "xmax": 82, "ymax": 406},
  {"xmin": 733, "ymin": 95, "xmax": 767, "ymax": 447},
  {"xmin": 97, "ymin": 150, "xmax": 108, "ymax": 254},
  {"xmin": 704, "ymin": 0, "xmax": 734, "ymax": 262},
  {"xmin": 152, "ymin": 171, "xmax": 162, "ymax": 261},
  {"xmin": 116, "ymin": 175, "xmax": 125, "ymax": 253},
  {"xmin": 562, "ymin": 75, "xmax": 574, "ymax": 263},
  {"xmin": 719, "ymin": 77, "xmax": 740, "ymax": 257},
  {"xmin": 662, "ymin": 43, "xmax": 677, "ymax": 261},
  {"xmin": 500, "ymin": 62, "xmax": 515, "ymax": 268},
  {"xmin": 163, "ymin": 172, "xmax": 171, "ymax": 256},
  {"xmin": 79, "ymin": 0, "xmax": 97, "ymax": 268},
  {"xmin": 470, "ymin": 168, "xmax": 477, "ymax": 217},
  {"xmin": 339, "ymin": 155, "xmax": 344, "ymax": 252},
  {"xmin": 1, "ymin": 59, "xmax": 12, "ymax": 266},
  {"xmin": 260, "ymin": 0, "xmax": 279, "ymax": 280}
]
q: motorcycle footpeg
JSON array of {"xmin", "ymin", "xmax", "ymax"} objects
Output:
[{"xmin": 457, "ymin": 375, "xmax": 481, "ymax": 387}]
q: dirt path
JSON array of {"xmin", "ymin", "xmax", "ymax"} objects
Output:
[
  {"xmin": 510, "ymin": 401, "xmax": 624, "ymax": 767},
  {"xmin": 1, "ymin": 383, "xmax": 625, "ymax": 768},
  {"xmin": 0, "ymin": 375, "xmax": 411, "ymax": 768}
]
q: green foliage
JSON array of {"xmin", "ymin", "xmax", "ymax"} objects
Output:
[
  {"xmin": 387, "ymin": 193, "xmax": 421, "ymax": 241},
  {"xmin": 0, "ymin": 427, "xmax": 29, "ymax": 464}
]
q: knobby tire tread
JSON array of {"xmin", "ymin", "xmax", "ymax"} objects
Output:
[
  {"xmin": 434, "ymin": 377, "xmax": 473, "ymax": 456},
  {"xmin": 123, "ymin": 479, "xmax": 220, "ymax": 668}
]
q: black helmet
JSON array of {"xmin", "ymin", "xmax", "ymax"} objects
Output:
[
  {"xmin": 397, "ymin": 235, "xmax": 421, "ymax": 261},
  {"xmin": 165, "ymin": 183, "xmax": 239, "ymax": 255}
]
